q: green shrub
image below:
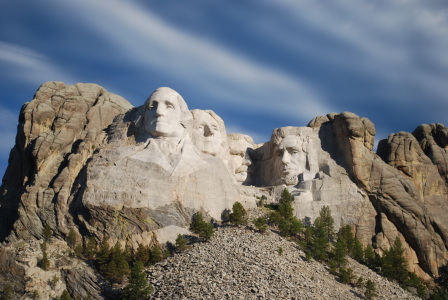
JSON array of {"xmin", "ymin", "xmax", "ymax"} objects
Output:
[{"xmin": 229, "ymin": 202, "xmax": 247, "ymax": 226}]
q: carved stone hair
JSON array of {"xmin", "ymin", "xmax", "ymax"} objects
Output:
[
  {"xmin": 271, "ymin": 126, "xmax": 313, "ymax": 145},
  {"xmin": 144, "ymin": 87, "xmax": 193, "ymax": 129}
]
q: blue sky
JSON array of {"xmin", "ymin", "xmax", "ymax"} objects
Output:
[{"xmin": 1, "ymin": 0, "xmax": 448, "ymax": 177}]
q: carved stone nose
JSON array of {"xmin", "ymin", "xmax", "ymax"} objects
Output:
[
  {"xmin": 204, "ymin": 125, "xmax": 213, "ymax": 137},
  {"xmin": 281, "ymin": 151, "xmax": 290, "ymax": 164}
]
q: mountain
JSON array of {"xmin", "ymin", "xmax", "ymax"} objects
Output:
[{"xmin": 0, "ymin": 82, "xmax": 446, "ymax": 299}]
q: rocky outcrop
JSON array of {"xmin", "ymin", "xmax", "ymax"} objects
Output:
[
  {"xmin": 0, "ymin": 239, "xmax": 103, "ymax": 299},
  {"xmin": 311, "ymin": 112, "xmax": 448, "ymax": 277},
  {"xmin": 413, "ymin": 123, "xmax": 448, "ymax": 184},
  {"xmin": 0, "ymin": 82, "xmax": 132, "ymax": 241}
]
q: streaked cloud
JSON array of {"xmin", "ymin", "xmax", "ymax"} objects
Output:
[
  {"xmin": 61, "ymin": 0, "xmax": 333, "ymax": 121},
  {"xmin": 0, "ymin": 41, "xmax": 75, "ymax": 86}
]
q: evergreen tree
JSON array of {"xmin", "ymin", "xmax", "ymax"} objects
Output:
[
  {"xmin": 105, "ymin": 242, "xmax": 130, "ymax": 284},
  {"xmin": 267, "ymin": 211, "xmax": 282, "ymax": 227},
  {"xmin": 84, "ymin": 237, "xmax": 98, "ymax": 260},
  {"xmin": 363, "ymin": 244, "xmax": 381, "ymax": 271},
  {"xmin": 253, "ymin": 217, "xmax": 268, "ymax": 234},
  {"xmin": 124, "ymin": 243, "xmax": 133, "ymax": 264},
  {"xmin": 338, "ymin": 225, "xmax": 355, "ymax": 254},
  {"xmin": 135, "ymin": 243, "xmax": 150, "ymax": 265},
  {"xmin": 43, "ymin": 223, "xmax": 52, "ymax": 243},
  {"xmin": 96, "ymin": 237, "xmax": 111, "ymax": 274},
  {"xmin": 37, "ymin": 242, "xmax": 50, "ymax": 270},
  {"xmin": 66, "ymin": 228, "xmax": 77, "ymax": 249},
  {"xmin": 338, "ymin": 267, "xmax": 355, "ymax": 284},
  {"xmin": 314, "ymin": 205, "xmax": 335, "ymax": 242},
  {"xmin": 352, "ymin": 239, "xmax": 364, "ymax": 262},
  {"xmin": 278, "ymin": 189, "xmax": 293, "ymax": 219},
  {"xmin": 382, "ymin": 237, "xmax": 408, "ymax": 284},
  {"xmin": 278, "ymin": 216, "xmax": 303, "ymax": 237},
  {"xmin": 229, "ymin": 201, "xmax": 247, "ymax": 226},
  {"xmin": 175, "ymin": 234, "xmax": 188, "ymax": 252},
  {"xmin": 365, "ymin": 279, "xmax": 378, "ymax": 299},
  {"xmin": 122, "ymin": 261, "xmax": 153, "ymax": 300},
  {"xmin": 330, "ymin": 234, "xmax": 348, "ymax": 270},
  {"xmin": 309, "ymin": 207, "xmax": 335, "ymax": 261},
  {"xmin": 149, "ymin": 244, "xmax": 163, "ymax": 264},
  {"xmin": 190, "ymin": 212, "xmax": 215, "ymax": 241}
]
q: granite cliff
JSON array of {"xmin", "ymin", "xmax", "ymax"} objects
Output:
[{"xmin": 0, "ymin": 82, "xmax": 447, "ymax": 298}]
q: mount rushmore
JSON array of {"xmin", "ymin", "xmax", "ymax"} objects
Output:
[{"xmin": 0, "ymin": 81, "xmax": 447, "ymax": 282}]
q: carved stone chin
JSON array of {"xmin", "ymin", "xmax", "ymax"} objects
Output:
[{"xmin": 283, "ymin": 174, "xmax": 299, "ymax": 186}]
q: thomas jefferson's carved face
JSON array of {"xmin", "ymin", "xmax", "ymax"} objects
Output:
[
  {"xmin": 191, "ymin": 111, "xmax": 222, "ymax": 156},
  {"xmin": 144, "ymin": 88, "xmax": 183, "ymax": 138},
  {"xmin": 274, "ymin": 135, "xmax": 306, "ymax": 185}
]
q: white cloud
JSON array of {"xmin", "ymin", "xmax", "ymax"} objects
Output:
[{"xmin": 0, "ymin": 41, "xmax": 74, "ymax": 86}]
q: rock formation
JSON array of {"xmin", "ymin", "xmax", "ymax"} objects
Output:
[{"xmin": 0, "ymin": 82, "xmax": 447, "ymax": 298}]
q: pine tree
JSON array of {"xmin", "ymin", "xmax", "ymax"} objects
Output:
[
  {"xmin": 149, "ymin": 244, "xmax": 163, "ymax": 264},
  {"xmin": 43, "ymin": 223, "xmax": 52, "ymax": 243},
  {"xmin": 229, "ymin": 201, "xmax": 247, "ymax": 226},
  {"xmin": 382, "ymin": 237, "xmax": 408, "ymax": 284},
  {"xmin": 352, "ymin": 239, "xmax": 364, "ymax": 262},
  {"xmin": 37, "ymin": 242, "xmax": 50, "ymax": 270},
  {"xmin": 175, "ymin": 234, "xmax": 188, "ymax": 252},
  {"xmin": 66, "ymin": 228, "xmax": 77, "ymax": 249},
  {"xmin": 267, "ymin": 211, "xmax": 282, "ymax": 227},
  {"xmin": 363, "ymin": 244, "xmax": 381, "ymax": 271},
  {"xmin": 338, "ymin": 267, "xmax": 355, "ymax": 284},
  {"xmin": 96, "ymin": 237, "xmax": 111, "ymax": 274},
  {"xmin": 190, "ymin": 212, "xmax": 215, "ymax": 241},
  {"xmin": 365, "ymin": 279, "xmax": 378, "ymax": 299},
  {"xmin": 330, "ymin": 235, "xmax": 348, "ymax": 270},
  {"xmin": 135, "ymin": 243, "xmax": 150, "ymax": 265},
  {"xmin": 315, "ymin": 205, "xmax": 335, "ymax": 242},
  {"xmin": 253, "ymin": 217, "xmax": 268, "ymax": 234},
  {"xmin": 278, "ymin": 189, "xmax": 293, "ymax": 219},
  {"xmin": 338, "ymin": 225, "xmax": 355, "ymax": 254},
  {"xmin": 84, "ymin": 237, "xmax": 98, "ymax": 260},
  {"xmin": 122, "ymin": 261, "xmax": 153, "ymax": 300},
  {"xmin": 105, "ymin": 242, "xmax": 130, "ymax": 284}
]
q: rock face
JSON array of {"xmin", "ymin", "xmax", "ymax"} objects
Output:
[
  {"xmin": 0, "ymin": 81, "xmax": 447, "ymax": 298},
  {"xmin": 0, "ymin": 82, "xmax": 132, "ymax": 242}
]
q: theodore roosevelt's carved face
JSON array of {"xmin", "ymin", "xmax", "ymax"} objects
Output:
[
  {"xmin": 144, "ymin": 88, "xmax": 183, "ymax": 138},
  {"xmin": 191, "ymin": 110, "xmax": 223, "ymax": 156},
  {"xmin": 274, "ymin": 135, "xmax": 306, "ymax": 185}
]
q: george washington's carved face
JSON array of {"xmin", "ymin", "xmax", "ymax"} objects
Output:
[{"xmin": 144, "ymin": 88, "xmax": 183, "ymax": 138}]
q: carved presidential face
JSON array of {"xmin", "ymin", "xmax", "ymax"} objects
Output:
[
  {"xmin": 228, "ymin": 136, "xmax": 253, "ymax": 183},
  {"xmin": 274, "ymin": 135, "xmax": 306, "ymax": 185},
  {"xmin": 191, "ymin": 110, "xmax": 223, "ymax": 156},
  {"xmin": 144, "ymin": 88, "xmax": 183, "ymax": 138}
]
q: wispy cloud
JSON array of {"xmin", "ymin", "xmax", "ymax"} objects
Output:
[
  {"xmin": 62, "ymin": 0, "xmax": 334, "ymax": 121},
  {"xmin": 0, "ymin": 41, "xmax": 74, "ymax": 86}
]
